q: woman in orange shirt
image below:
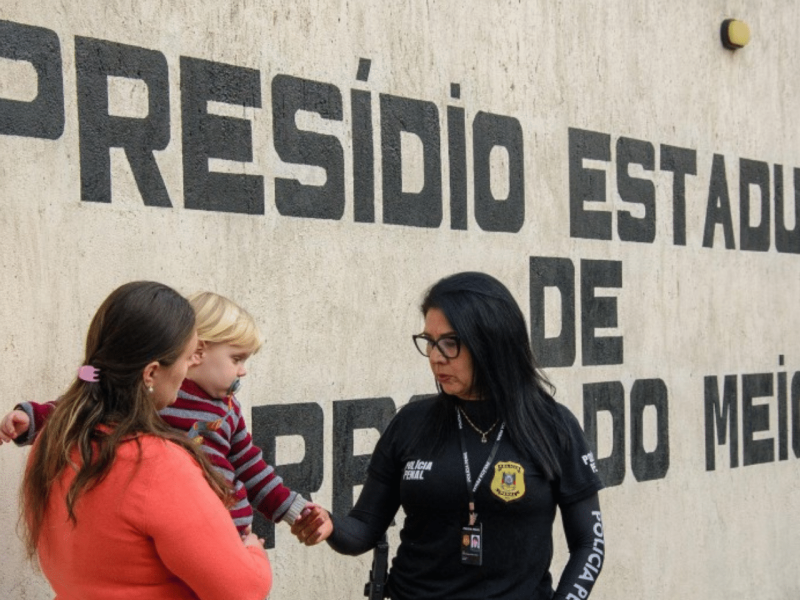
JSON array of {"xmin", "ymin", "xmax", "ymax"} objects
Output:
[{"xmin": 20, "ymin": 281, "xmax": 272, "ymax": 600}]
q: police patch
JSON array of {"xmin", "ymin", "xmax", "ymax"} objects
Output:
[{"xmin": 490, "ymin": 461, "xmax": 525, "ymax": 502}]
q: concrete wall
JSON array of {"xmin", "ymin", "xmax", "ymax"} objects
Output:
[{"xmin": 1, "ymin": 1, "xmax": 799, "ymax": 598}]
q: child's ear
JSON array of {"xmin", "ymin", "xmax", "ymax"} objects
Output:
[{"xmin": 192, "ymin": 340, "xmax": 207, "ymax": 365}]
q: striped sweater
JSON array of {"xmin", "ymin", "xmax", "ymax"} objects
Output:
[{"xmin": 17, "ymin": 379, "xmax": 307, "ymax": 534}]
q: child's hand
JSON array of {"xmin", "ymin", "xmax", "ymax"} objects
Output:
[
  {"xmin": 291, "ymin": 504, "xmax": 333, "ymax": 546},
  {"xmin": 0, "ymin": 409, "xmax": 29, "ymax": 445}
]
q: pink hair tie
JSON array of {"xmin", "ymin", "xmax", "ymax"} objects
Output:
[{"xmin": 77, "ymin": 365, "xmax": 100, "ymax": 382}]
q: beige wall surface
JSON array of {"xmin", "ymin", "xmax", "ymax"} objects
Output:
[{"xmin": 1, "ymin": 1, "xmax": 799, "ymax": 598}]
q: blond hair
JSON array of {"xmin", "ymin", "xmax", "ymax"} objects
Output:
[{"xmin": 188, "ymin": 292, "xmax": 264, "ymax": 354}]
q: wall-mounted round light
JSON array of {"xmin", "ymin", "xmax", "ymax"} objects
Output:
[{"xmin": 721, "ymin": 19, "xmax": 750, "ymax": 50}]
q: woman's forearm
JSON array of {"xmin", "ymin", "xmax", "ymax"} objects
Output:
[{"xmin": 327, "ymin": 475, "xmax": 400, "ymax": 556}]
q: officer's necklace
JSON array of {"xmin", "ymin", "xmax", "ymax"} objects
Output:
[{"xmin": 458, "ymin": 406, "xmax": 500, "ymax": 443}]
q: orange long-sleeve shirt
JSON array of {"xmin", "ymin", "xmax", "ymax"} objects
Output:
[{"xmin": 35, "ymin": 434, "xmax": 272, "ymax": 600}]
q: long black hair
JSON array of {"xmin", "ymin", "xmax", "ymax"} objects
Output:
[{"xmin": 418, "ymin": 271, "xmax": 569, "ymax": 480}]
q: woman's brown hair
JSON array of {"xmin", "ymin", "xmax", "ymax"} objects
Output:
[{"xmin": 21, "ymin": 281, "xmax": 232, "ymax": 559}]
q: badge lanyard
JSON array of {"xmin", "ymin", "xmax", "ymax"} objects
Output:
[{"xmin": 456, "ymin": 407, "xmax": 504, "ymax": 566}]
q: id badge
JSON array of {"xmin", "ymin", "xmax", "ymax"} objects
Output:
[{"xmin": 461, "ymin": 523, "xmax": 483, "ymax": 566}]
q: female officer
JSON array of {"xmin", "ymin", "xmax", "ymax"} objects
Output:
[{"xmin": 296, "ymin": 271, "xmax": 605, "ymax": 600}]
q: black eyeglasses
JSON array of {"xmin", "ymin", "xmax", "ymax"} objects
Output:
[{"xmin": 412, "ymin": 334, "xmax": 462, "ymax": 359}]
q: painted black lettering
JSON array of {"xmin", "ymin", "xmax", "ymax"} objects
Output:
[
  {"xmin": 380, "ymin": 93, "xmax": 442, "ymax": 227},
  {"xmin": 0, "ymin": 20, "xmax": 63, "ymax": 139},
  {"xmin": 76, "ymin": 37, "xmax": 169, "ymax": 206},
  {"xmin": 702, "ymin": 154, "xmax": 736, "ymax": 249},
  {"xmin": 616, "ymin": 137, "xmax": 655, "ymax": 243},
  {"xmin": 568, "ymin": 128, "xmax": 611, "ymax": 240},
  {"xmin": 659, "ymin": 144, "xmax": 697, "ymax": 247},
  {"xmin": 352, "ymin": 87, "xmax": 374, "ymax": 222},
  {"xmin": 250, "ymin": 402, "xmax": 324, "ymax": 549},
  {"xmin": 472, "ymin": 111, "xmax": 524, "ymax": 232},
  {"xmin": 774, "ymin": 165, "xmax": 800, "ymax": 254},
  {"xmin": 529, "ymin": 256, "xmax": 576, "ymax": 367},
  {"xmin": 629, "ymin": 378, "xmax": 669, "ymax": 481},
  {"xmin": 778, "ymin": 371, "xmax": 788, "ymax": 461},
  {"xmin": 739, "ymin": 158, "xmax": 770, "ymax": 252},
  {"xmin": 332, "ymin": 397, "xmax": 396, "ymax": 515},
  {"xmin": 580, "ymin": 259, "xmax": 623, "ymax": 366},
  {"xmin": 272, "ymin": 74, "xmax": 343, "ymax": 219},
  {"xmin": 583, "ymin": 381, "xmax": 625, "ymax": 487},
  {"xmin": 742, "ymin": 373, "xmax": 774, "ymax": 466},
  {"xmin": 704, "ymin": 375, "xmax": 739, "ymax": 470},
  {"xmin": 448, "ymin": 94, "xmax": 467, "ymax": 230},
  {"xmin": 182, "ymin": 57, "xmax": 262, "ymax": 214},
  {"xmin": 792, "ymin": 372, "xmax": 800, "ymax": 458}
]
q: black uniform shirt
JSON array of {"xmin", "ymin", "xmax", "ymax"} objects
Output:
[{"xmin": 368, "ymin": 396, "xmax": 603, "ymax": 600}]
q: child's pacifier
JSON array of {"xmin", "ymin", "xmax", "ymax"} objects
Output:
[{"xmin": 225, "ymin": 378, "xmax": 241, "ymax": 398}]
